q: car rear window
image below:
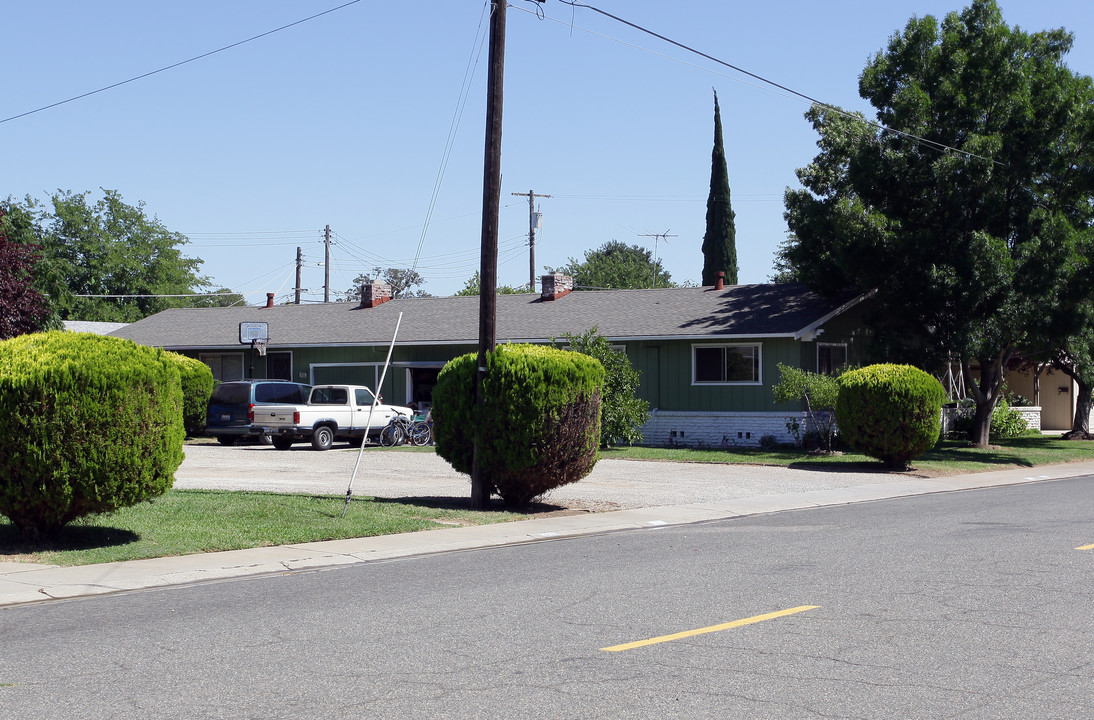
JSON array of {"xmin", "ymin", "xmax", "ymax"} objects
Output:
[
  {"xmin": 255, "ymin": 383, "xmax": 310, "ymax": 404},
  {"xmin": 310, "ymin": 387, "xmax": 348, "ymax": 405},
  {"xmin": 210, "ymin": 383, "xmax": 250, "ymax": 404}
]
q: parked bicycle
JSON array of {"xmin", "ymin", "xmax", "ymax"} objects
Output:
[{"xmin": 379, "ymin": 411, "xmax": 433, "ymax": 447}]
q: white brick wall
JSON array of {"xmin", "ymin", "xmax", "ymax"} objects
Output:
[
  {"xmin": 941, "ymin": 406, "xmax": 1042, "ymax": 434},
  {"xmin": 638, "ymin": 410, "xmax": 818, "ymax": 448}
]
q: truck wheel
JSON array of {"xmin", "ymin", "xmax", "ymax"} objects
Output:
[
  {"xmin": 311, "ymin": 426, "xmax": 335, "ymax": 451},
  {"xmin": 259, "ymin": 433, "xmax": 273, "ymax": 446},
  {"xmin": 272, "ymin": 437, "xmax": 294, "ymax": 450}
]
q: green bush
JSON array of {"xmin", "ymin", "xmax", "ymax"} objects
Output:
[
  {"xmin": 555, "ymin": 327, "xmax": 649, "ymax": 447},
  {"xmin": 949, "ymin": 398, "xmax": 1030, "ymax": 440},
  {"xmin": 772, "ymin": 363, "xmax": 841, "ymax": 451},
  {"xmin": 165, "ymin": 352, "xmax": 214, "ymax": 436},
  {"xmin": 432, "ymin": 344, "xmax": 604, "ymax": 505},
  {"xmin": 836, "ymin": 364, "xmax": 945, "ymax": 469},
  {"xmin": 0, "ymin": 331, "xmax": 185, "ymax": 538}
]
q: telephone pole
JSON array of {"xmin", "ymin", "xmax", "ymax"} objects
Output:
[
  {"xmin": 471, "ymin": 0, "xmax": 509, "ymax": 510},
  {"xmin": 295, "ymin": 247, "xmax": 303, "ymax": 305},
  {"xmin": 323, "ymin": 225, "xmax": 332, "ymax": 303},
  {"xmin": 511, "ymin": 190, "xmax": 550, "ymax": 290},
  {"xmin": 639, "ymin": 230, "xmax": 677, "ymax": 288}
]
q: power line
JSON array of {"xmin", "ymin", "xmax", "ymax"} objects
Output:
[
  {"xmin": 554, "ymin": 1, "xmax": 1001, "ymax": 166},
  {"xmin": 0, "ymin": 0, "xmax": 364, "ymax": 125},
  {"xmin": 410, "ymin": 0, "xmax": 492, "ymax": 277}
]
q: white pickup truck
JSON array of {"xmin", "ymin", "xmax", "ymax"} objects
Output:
[{"xmin": 253, "ymin": 384, "xmax": 414, "ymax": 451}]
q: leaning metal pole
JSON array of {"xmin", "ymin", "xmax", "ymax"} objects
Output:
[
  {"xmin": 471, "ymin": 0, "xmax": 506, "ymax": 510},
  {"xmin": 342, "ymin": 312, "xmax": 403, "ymax": 518}
]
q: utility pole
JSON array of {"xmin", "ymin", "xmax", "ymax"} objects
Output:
[
  {"xmin": 295, "ymin": 247, "xmax": 303, "ymax": 305},
  {"xmin": 472, "ymin": 0, "xmax": 509, "ymax": 510},
  {"xmin": 511, "ymin": 190, "xmax": 550, "ymax": 290},
  {"xmin": 323, "ymin": 225, "xmax": 332, "ymax": 303},
  {"xmin": 639, "ymin": 230, "xmax": 677, "ymax": 288}
]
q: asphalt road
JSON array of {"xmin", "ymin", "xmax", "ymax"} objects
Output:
[{"xmin": 3, "ymin": 475, "xmax": 1092, "ymax": 718}]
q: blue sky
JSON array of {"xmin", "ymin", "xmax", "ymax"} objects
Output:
[{"xmin": 5, "ymin": 1, "xmax": 1093, "ymax": 302}]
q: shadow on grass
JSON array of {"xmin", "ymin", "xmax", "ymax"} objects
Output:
[
  {"xmin": 0, "ymin": 524, "xmax": 140, "ymax": 555},
  {"xmin": 358, "ymin": 495, "xmax": 569, "ymax": 515},
  {"xmin": 918, "ymin": 445, "xmax": 1035, "ymax": 468},
  {"xmin": 785, "ymin": 460, "xmax": 894, "ymax": 474}
]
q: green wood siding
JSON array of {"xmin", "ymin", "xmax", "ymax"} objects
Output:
[{"xmin": 185, "ymin": 328, "xmax": 869, "ymax": 416}]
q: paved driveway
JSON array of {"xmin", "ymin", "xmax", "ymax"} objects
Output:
[{"xmin": 175, "ymin": 443, "xmax": 904, "ymax": 510}]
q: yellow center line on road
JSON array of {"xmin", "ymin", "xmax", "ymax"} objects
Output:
[
  {"xmin": 600, "ymin": 605, "xmax": 820, "ymax": 653},
  {"xmin": 1076, "ymin": 544, "xmax": 1094, "ymax": 550}
]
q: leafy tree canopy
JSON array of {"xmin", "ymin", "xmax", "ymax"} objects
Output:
[
  {"xmin": 0, "ymin": 209, "xmax": 52, "ymax": 339},
  {"xmin": 556, "ymin": 240, "xmax": 674, "ymax": 290},
  {"xmin": 779, "ymin": 0, "xmax": 1094, "ymax": 446},
  {"xmin": 453, "ymin": 271, "xmax": 531, "ymax": 296},
  {"xmin": 4, "ymin": 190, "xmax": 223, "ymax": 323},
  {"xmin": 345, "ymin": 266, "xmax": 432, "ymax": 301}
]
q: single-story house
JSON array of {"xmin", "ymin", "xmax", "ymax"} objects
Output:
[{"xmin": 110, "ymin": 272, "xmax": 877, "ymax": 447}]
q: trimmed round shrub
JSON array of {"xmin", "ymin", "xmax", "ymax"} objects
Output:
[
  {"xmin": 432, "ymin": 344, "xmax": 605, "ymax": 506},
  {"xmin": 0, "ymin": 331, "xmax": 185, "ymax": 538},
  {"xmin": 836, "ymin": 364, "xmax": 945, "ymax": 469},
  {"xmin": 165, "ymin": 352, "xmax": 214, "ymax": 436}
]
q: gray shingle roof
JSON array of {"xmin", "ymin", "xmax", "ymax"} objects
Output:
[{"xmin": 109, "ymin": 284, "xmax": 855, "ymax": 350}]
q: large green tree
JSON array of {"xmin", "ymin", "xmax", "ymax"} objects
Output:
[
  {"xmin": 702, "ymin": 90, "xmax": 737, "ymax": 286},
  {"xmin": 1030, "ymin": 237, "xmax": 1094, "ymax": 438},
  {"xmin": 6, "ymin": 190, "xmax": 216, "ymax": 322},
  {"xmin": 558, "ymin": 240, "xmax": 674, "ymax": 290},
  {"xmin": 780, "ymin": 0, "xmax": 1094, "ymax": 447}
]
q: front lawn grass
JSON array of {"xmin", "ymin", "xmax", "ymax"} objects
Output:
[
  {"xmin": 0, "ymin": 489, "xmax": 520, "ymax": 567},
  {"xmin": 5, "ymin": 435, "xmax": 1092, "ymax": 568},
  {"xmin": 602, "ymin": 435, "xmax": 1094, "ymax": 475}
]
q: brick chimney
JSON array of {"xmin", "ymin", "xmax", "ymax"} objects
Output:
[
  {"xmin": 359, "ymin": 283, "xmax": 393, "ymax": 308},
  {"xmin": 540, "ymin": 272, "xmax": 573, "ymax": 301},
  {"xmin": 715, "ymin": 271, "xmax": 725, "ymax": 291},
  {"xmin": 265, "ymin": 293, "xmax": 275, "ymax": 308}
]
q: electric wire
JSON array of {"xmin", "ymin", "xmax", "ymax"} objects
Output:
[
  {"xmin": 409, "ymin": 0, "xmax": 492, "ymax": 277},
  {"xmin": 553, "ymin": 1, "xmax": 1001, "ymax": 166},
  {"xmin": 0, "ymin": 1, "xmax": 364, "ymax": 125}
]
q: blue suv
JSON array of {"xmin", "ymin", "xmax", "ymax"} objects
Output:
[{"xmin": 206, "ymin": 379, "xmax": 312, "ymax": 445}]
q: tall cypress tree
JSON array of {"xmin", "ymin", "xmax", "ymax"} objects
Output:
[{"xmin": 702, "ymin": 90, "xmax": 737, "ymax": 286}]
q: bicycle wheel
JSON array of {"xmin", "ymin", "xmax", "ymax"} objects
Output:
[
  {"xmin": 379, "ymin": 424, "xmax": 403, "ymax": 447},
  {"xmin": 409, "ymin": 421, "xmax": 432, "ymax": 446}
]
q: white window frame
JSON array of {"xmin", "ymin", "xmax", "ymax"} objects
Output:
[
  {"xmin": 817, "ymin": 342, "xmax": 848, "ymax": 375},
  {"xmin": 691, "ymin": 343, "xmax": 762, "ymax": 386}
]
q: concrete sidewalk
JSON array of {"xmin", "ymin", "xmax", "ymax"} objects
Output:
[{"xmin": 2, "ymin": 451, "xmax": 1091, "ymax": 608}]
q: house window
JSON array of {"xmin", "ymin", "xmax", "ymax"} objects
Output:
[
  {"xmin": 818, "ymin": 343, "xmax": 848, "ymax": 375},
  {"xmin": 200, "ymin": 353, "xmax": 244, "ymax": 382},
  {"xmin": 693, "ymin": 344, "xmax": 761, "ymax": 384},
  {"xmin": 266, "ymin": 351, "xmax": 292, "ymax": 381}
]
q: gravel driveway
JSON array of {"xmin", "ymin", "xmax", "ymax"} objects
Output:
[{"xmin": 175, "ymin": 443, "xmax": 904, "ymax": 511}]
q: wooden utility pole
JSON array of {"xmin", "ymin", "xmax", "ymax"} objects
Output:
[
  {"xmin": 295, "ymin": 247, "xmax": 303, "ymax": 305},
  {"xmin": 471, "ymin": 0, "xmax": 508, "ymax": 510},
  {"xmin": 323, "ymin": 225, "xmax": 332, "ymax": 302},
  {"xmin": 639, "ymin": 230, "xmax": 677, "ymax": 288},
  {"xmin": 511, "ymin": 190, "xmax": 550, "ymax": 290}
]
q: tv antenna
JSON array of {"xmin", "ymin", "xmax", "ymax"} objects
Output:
[{"xmin": 639, "ymin": 230, "xmax": 677, "ymax": 288}]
